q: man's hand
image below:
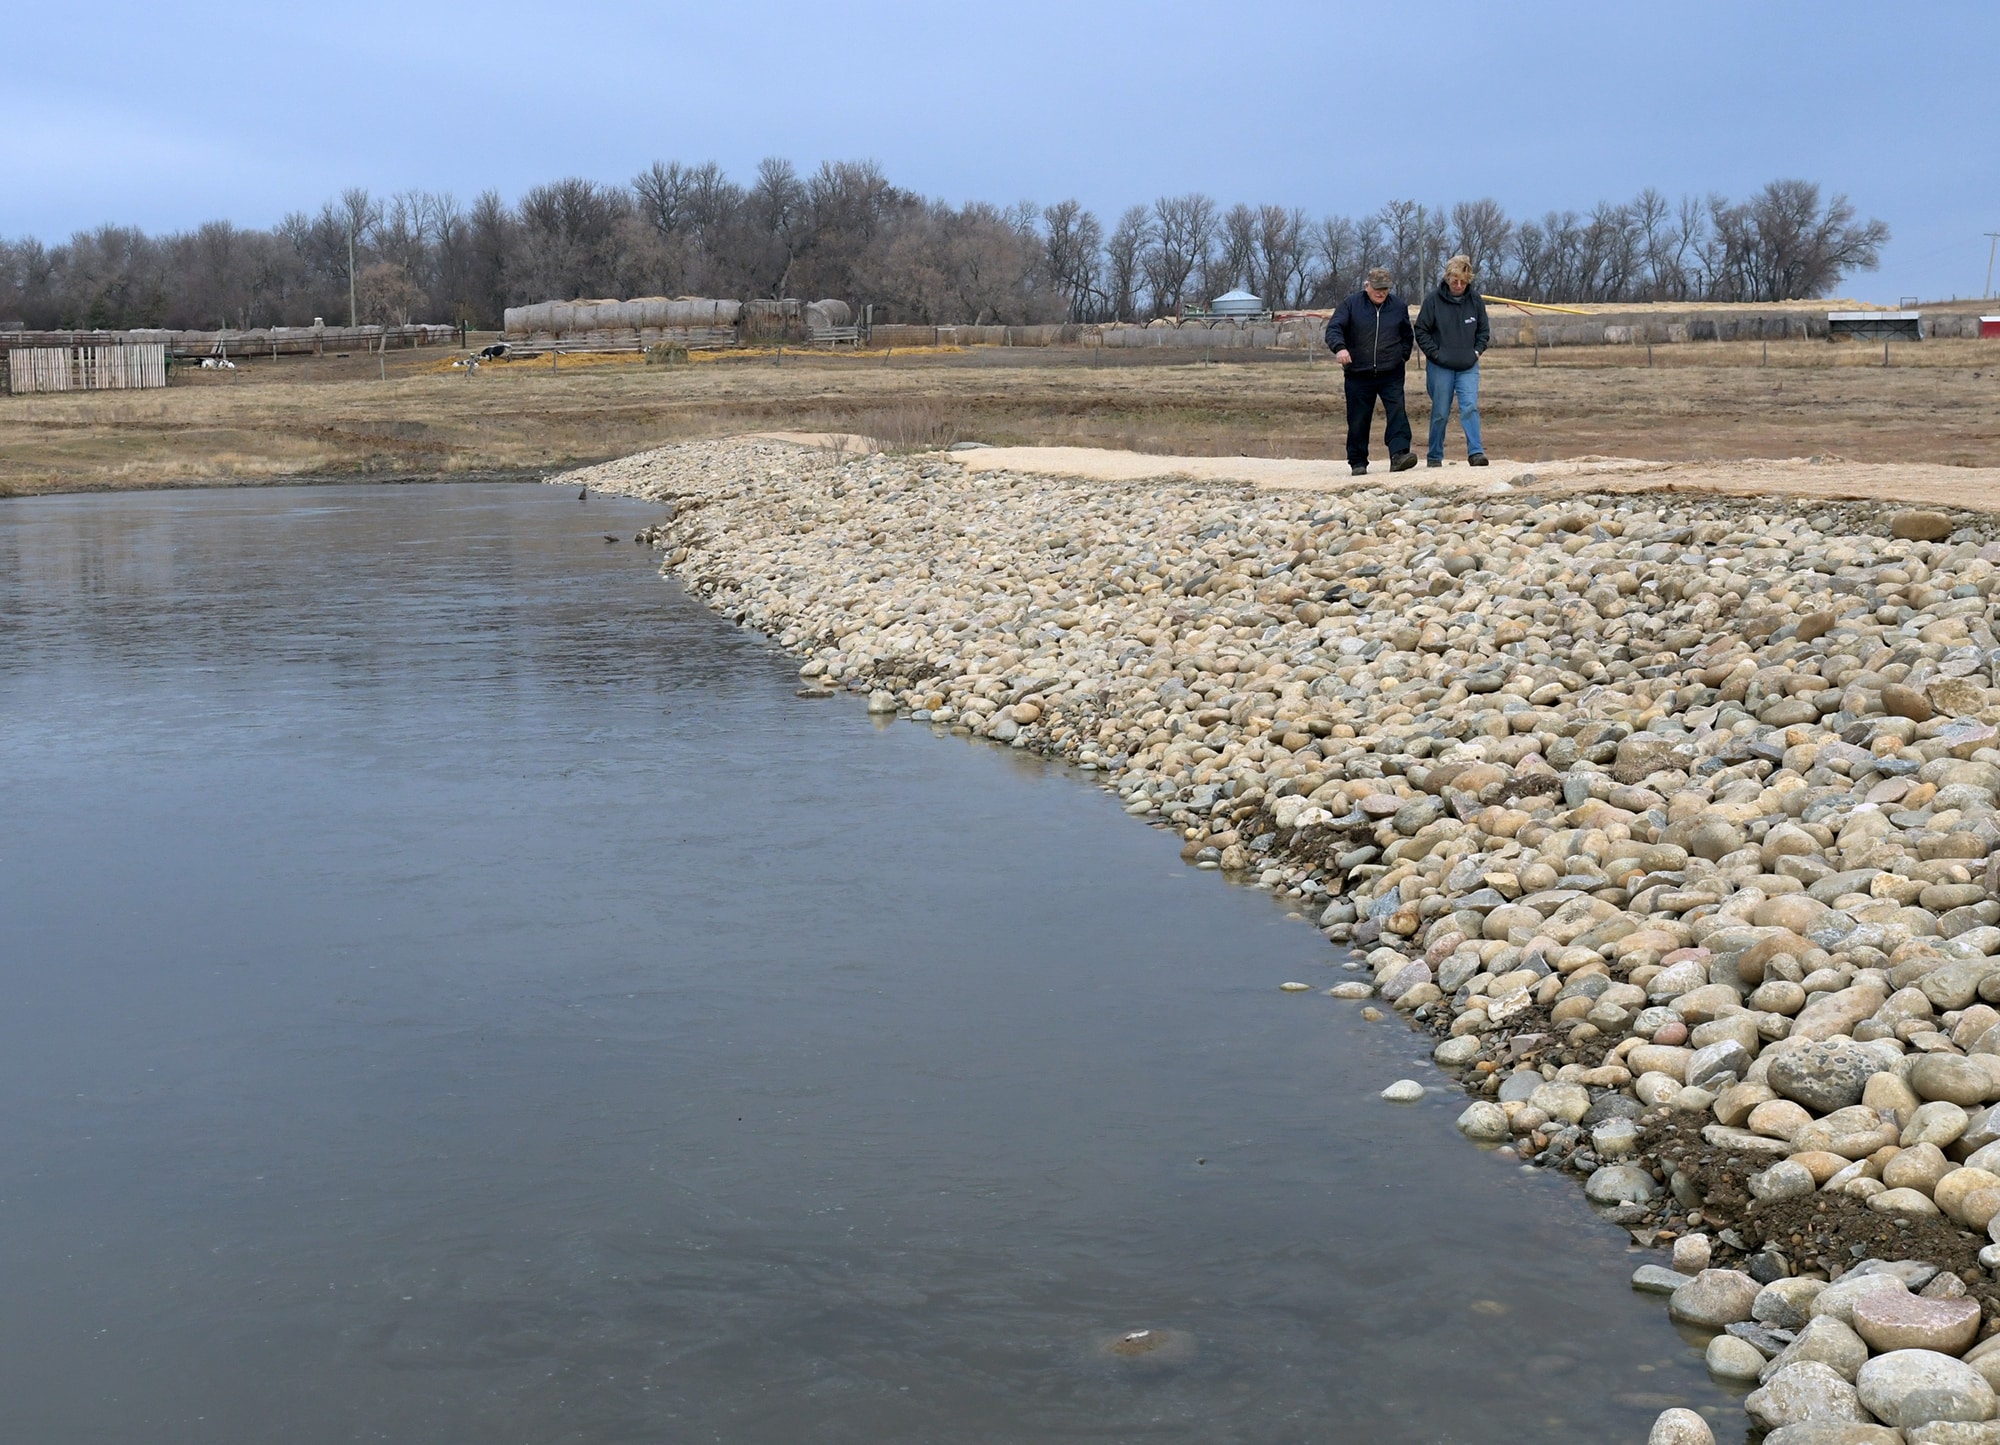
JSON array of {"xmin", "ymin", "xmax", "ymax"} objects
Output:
[{"xmin": 1334, "ymin": 348, "xmax": 1352, "ymax": 365}]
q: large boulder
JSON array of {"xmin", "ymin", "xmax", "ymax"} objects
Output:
[
  {"xmin": 1793, "ymin": 983, "xmax": 1891, "ymax": 1040},
  {"xmin": 1586, "ymin": 1163, "xmax": 1658, "ymax": 1205},
  {"xmin": 1770, "ymin": 1040, "xmax": 1885, "ymax": 1113},
  {"xmin": 1745, "ymin": 1361, "xmax": 1871, "ymax": 1430},
  {"xmin": 1647, "ymin": 1407, "xmax": 1716, "ymax": 1445},
  {"xmin": 1752, "ymin": 1160, "xmax": 1819, "ymax": 1201},
  {"xmin": 1529, "ymin": 1079, "xmax": 1592, "ymax": 1124},
  {"xmin": 1812, "ymin": 1273, "xmax": 1911, "ymax": 1326},
  {"xmin": 1851, "ymin": 1290, "xmax": 1984, "ymax": 1355},
  {"xmin": 1455, "ymin": 1102, "xmax": 1510, "ymax": 1141},
  {"xmin": 1936, "ymin": 1168, "xmax": 2000, "ymax": 1226},
  {"xmin": 1670, "ymin": 1268, "xmax": 1761, "ymax": 1328},
  {"xmin": 1756, "ymin": 1277, "xmax": 1831, "ymax": 1330},
  {"xmin": 1793, "ymin": 1105, "xmax": 1903, "ymax": 1159},
  {"xmin": 1913, "ymin": 1054, "xmax": 1997, "ymax": 1107},
  {"xmin": 1856, "ymin": 1349, "xmax": 1998, "ymax": 1428},
  {"xmin": 1689, "ymin": 1038, "xmax": 1756, "ymax": 1089},
  {"xmin": 1762, "ymin": 1315, "xmax": 1870, "ymax": 1383}
]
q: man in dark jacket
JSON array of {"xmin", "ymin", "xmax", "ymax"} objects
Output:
[
  {"xmin": 1413, "ymin": 254, "xmax": 1492, "ymax": 467},
  {"xmin": 1324, "ymin": 267, "xmax": 1416, "ymax": 476}
]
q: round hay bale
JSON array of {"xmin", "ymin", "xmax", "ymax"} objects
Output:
[{"xmin": 638, "ymin": 298, "xmax": 671, "ymax": 329}]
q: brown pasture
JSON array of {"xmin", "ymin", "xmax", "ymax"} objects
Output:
[{"xmin": 1, "ymin": 336, "xmax": 1995, "ymax": 499}]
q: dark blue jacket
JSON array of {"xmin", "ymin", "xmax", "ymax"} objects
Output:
[
  {"xmin": 1415, "ymin": 281, "xmax": 1491, "ymax": 371},
  {"xmin": 1324, "ymin": 291, "xmax": 1414, "ymax": 372}
]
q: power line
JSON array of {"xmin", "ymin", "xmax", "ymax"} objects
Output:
[{"xmin": 1987, "ymin": 233, "xmax": 2000, "ymax": 301}]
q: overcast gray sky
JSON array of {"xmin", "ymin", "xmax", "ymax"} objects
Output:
[{"xmin": 9, "ymin": 0, "xmax": 1996, "ymax": 301}]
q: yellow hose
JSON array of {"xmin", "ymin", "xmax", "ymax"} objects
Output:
[{"xmin": 1481, "ymin": 294, "xmax": 1591, "ymax": 316}]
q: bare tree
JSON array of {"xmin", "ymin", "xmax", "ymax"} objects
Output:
[
  {"xmin": 1374, "ymin": 200, "xmax": 1448, "ymax": 293},
  {"xmin": 0, "ymin": 165, "xmax": 1894, "ymax": 330},
  {"xmin": 1258, "ymin": 205, "xmax": 1308, "ymax": 308},
  {"xmin": 1105, "ymin": 205, "xmax": 1149, "ymax": 321},
  {"xmin": 1732, "ymin": 180, "xmax": 1888, "ymax": 301},
  {"xmin": 1309, "ymin": 214, "xmax": 1374, "ymax": 305},
  {"xmin": 1214, "ymin": 202, "xmax": 1259, "ymax": 300},
  {"xmin": 515, "ymin": 177, "xmax": 630, "ymax": 301},
  {"xmin": 1043, "ymin": 199, "xmax": 1106, "ymax": 321},
  {"xmin": 1449, "ymin": 198, "xmax": 1512, "ymax": 282},
  {"xmin": 1145, "ymin": 193, "xmax": 1217, "ymax": 317},
  {"xmin": 356, "ymin": 261, "xmax": 425, "ymax": 325},
  {"xmin": 745, "ymin": 157, "xmax": 809, "ymax": 296}
]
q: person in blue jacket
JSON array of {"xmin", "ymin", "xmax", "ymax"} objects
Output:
[
  {"xmin": 1324, "ymin": 267, "xmax": 1417, "ymax": 476},
  {"xmin": 1414, "ymin": 254, "xmax": 1491, "ymax": 467}
]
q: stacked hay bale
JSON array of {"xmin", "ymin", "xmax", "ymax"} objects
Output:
[{"xmin": 503, "ymin": 297, "xmax": 747, "ymax": 348}]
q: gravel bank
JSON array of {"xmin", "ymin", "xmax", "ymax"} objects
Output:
[{"xmin": 570, "ymin": 438, "xmax": 2000, "ymax": 1442}]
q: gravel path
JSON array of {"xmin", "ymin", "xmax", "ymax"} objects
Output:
[{"xmin": 570, "ymin": 437, "xmax": 2000, "ymax": 1444}]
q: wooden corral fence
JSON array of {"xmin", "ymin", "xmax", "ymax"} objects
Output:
[
  {"xmin": 5, "ymin": 343, "xmax": 167, "ymax": 394},
  {"xmin": 0, "ymin": 324, "xmax": 455, "ymax": 362}
]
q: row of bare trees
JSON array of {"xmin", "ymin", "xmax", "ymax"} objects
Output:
[{"xmin": 0, "ymin": 162, "xmax": 1887, "ymax": 332}]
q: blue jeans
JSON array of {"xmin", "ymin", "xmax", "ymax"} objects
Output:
[{"xmin": 1425, "ymin": 362, "xmax": 1482, "ymax": 461}]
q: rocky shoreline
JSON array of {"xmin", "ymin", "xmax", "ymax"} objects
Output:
[{"xmin": 569, "ymin": 437, "xmax": 2000, "ymax": 1443}]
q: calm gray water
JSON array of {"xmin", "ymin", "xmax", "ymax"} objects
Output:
[{"xmin": 0, "ymin": 484, "xmax": 1738, "ymax": 1444}]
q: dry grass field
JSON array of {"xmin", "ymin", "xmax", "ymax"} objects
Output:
[{"xmin": 1, "ymin": 336, "xmax": 1995, "ymax": 498}]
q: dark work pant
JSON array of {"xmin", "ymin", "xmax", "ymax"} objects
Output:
[{"xmin": 1342, "ymin": 365, "xmax": 1411, "ymax": 467}]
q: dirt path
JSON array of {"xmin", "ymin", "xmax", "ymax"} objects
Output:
[{"xmin": 941, "ymin": 443, "xmax": 2000, "ymax": 516}]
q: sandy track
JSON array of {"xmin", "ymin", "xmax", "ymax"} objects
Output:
[{"xmin": 948, "ymin": 443, "xmax": 2000, "ymax": 515}]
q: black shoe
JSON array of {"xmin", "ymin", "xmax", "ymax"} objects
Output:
[
  {"xmin": 1350, "ymin": 464, "xmax": 1368, "ymax": 476},
  {"xmin": 1468, "ymin": 453, "xmax": 1489, "ymax": 467},
  {"xmin": 1426, "ymin": 458, "xmax": 1443, "ymax": 468},
  {"xmin": 1390, "ymin": 452, "xmax": 1417, "ymax": 473}
]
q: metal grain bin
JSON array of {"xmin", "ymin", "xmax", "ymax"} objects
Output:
[{"xmin": 1210, "ymin": 289, "xmax": 1264, "ymax": 318}]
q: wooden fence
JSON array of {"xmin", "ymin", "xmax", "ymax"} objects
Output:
[
  {"xmin": 6, "ymin": 343, "xmax": 168, "ymax": 394},
  {"xmin": 0, "ymin": 324, "xmax": 455, "ymax": 360}
]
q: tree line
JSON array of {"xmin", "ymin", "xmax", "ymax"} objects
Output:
[{"xmin": 0, "ymin": 160, "xmax": 1888, "ymax": 332}]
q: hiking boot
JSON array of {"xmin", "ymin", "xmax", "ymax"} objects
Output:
[
  {"xmin": 1350, "ymin": 464, "xmax": 1368, "ymax": 476},
  {"xmin": 1468, "ymin": 453, "xmax": 1489, "ymax": 467},
  {"xmin": 1426, "ymin": 458, "xmax": 1443, "ymax": 468},
  {"xmin": 1389, "ymin": 452, "xmax": 1417, "ymax": 473}
]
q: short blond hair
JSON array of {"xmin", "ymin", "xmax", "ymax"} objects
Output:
[{"xmin": 1444, "ymin": 255, "xmax": 1475, "ymax": 284}]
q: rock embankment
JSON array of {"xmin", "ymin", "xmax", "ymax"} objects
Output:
[{"xmin": 570, "ymin": 438, "xmax": 2000, "ymax": 1441}]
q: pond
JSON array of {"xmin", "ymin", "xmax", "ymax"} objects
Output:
[{"xmin": 0, "ymin": 483, "xmax": 1739, "ymax": 1442}]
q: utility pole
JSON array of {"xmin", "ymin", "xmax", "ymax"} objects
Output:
[
  {"xmin": 347, "ymin": 217, "xmax": 358, "ymax": 329},
  {"xmin": 1986, "ymin": 233, "xmax": 2000, "ymax": 300}
]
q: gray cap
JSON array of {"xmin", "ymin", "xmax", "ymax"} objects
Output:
[{"xmin": 1365, "ymin": 267, "xmax": 1394, "ymax": 292}]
